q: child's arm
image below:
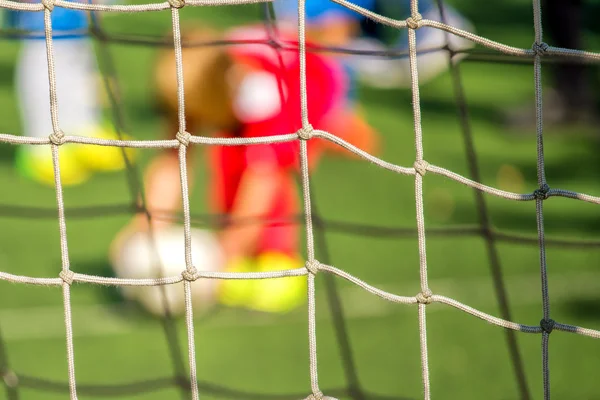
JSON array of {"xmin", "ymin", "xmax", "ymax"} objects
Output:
[{"xmin": 218, "ymin": 159, "xmax": 283, "ymax": 264}]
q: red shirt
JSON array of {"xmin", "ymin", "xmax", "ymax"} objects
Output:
[{"xmin": 209, "ymin": 26, "xmax": 349, "ymax": 256}]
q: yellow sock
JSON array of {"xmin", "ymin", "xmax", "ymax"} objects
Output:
[
  {"xmin": 217, "ymin": 257, "xmax": 258, "ymax": 308},
  {"xmin": 249, "ymin": 252, "xmax": 307, "ymax": 314}
]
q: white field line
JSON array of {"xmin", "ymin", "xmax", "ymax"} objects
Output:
[{"xmin": 1, "ymin": 270, "xmax": 599, "ymax": 342}]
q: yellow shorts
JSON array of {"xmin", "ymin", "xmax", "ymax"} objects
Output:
[{"xmin": 218, "ymin": 252, "xmax": 307, "ymax": 313}]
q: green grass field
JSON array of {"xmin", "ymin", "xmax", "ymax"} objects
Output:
[{"xmin": 1, "ymin": 0, "xmax": 600, "ymax": 399}]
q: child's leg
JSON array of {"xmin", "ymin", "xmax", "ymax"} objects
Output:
[
  {"xmin": 15, "ymin": 39, "xmax": 54, "ymax": 140},
  {"xmin": 55, "ymin": 38, "xmax": 102, "ymax": 135},
  {"xmin": 14, "ymin": 37, "xmax": 132, "ymax": 185},
  {"xmin": 53, "ymin": 38, "xmax": 136, "ymax": 173},
  {"xmin": 135, "ymin": 116, "xmax": 197, "ymax": 231},
  {"xmin": 16, "ymin": 38, "xmax": 101, "ymax": 138},
  {"xmin": 246, "ymin": 181, "xmax": 306, "ymax": 313}
]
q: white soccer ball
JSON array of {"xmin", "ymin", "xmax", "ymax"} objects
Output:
[{"xmin": 110, "ymin": 226, "xmax": 224, "ymax": 317}]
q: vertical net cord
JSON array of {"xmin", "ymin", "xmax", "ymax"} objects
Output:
[
  {"xmin": 434, "ymin": 1, "xmax": 531, "ymax": 398},
  {"xmin": 532, "ymin": 1, "xmax": 551, "ymax": 399},
  {"xmin": 171, "ymin": 4, "xmax": 200, "ymax": 399},
  {"xmin": 297, "ymin": 0, "xmax": 310, "ymax": 132},
  {"xmin": 294, "ymin": 0, "xmax": 321, "ymax": 396},
  {"xmin": 407, "ymin": 1, "xmax": 431, "ymax": 399},
  {"xmin": 261, "ymin": 4, "xmax": 364, "ymax": 399},
  {"xmin": 43, "ymin": 4, "xmax": 78, "ymax": 399},
  {"xmin": 90, "ymin": 11, "xmax": 191, "ymax": 399},
  {"xmin": 302, "ymin": 141, "xmax": 321, "ymax": 398}
]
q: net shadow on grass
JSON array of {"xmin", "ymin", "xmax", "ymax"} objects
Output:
[
  {"xmin": 435, "ymin": 1, "xmax": 529, "ymax": 398},
  {"xmin": 18, "ymin": 374, "xmax": 417, "ymax": 399}
]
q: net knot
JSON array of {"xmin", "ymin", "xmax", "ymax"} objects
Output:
[
  {"xmin": 297, "ymin": 124, "xmax": 314, "ymax": 140},
  {"xmin": 182, "ymin": 267, "xmax": 199, "ymax": 282},
  {"xmin": 532, "ymin": 42, "xmax": 549, "ymax": 56},
  {"xmin": 168, "ymin": 0, "xmax": 185, "ymax": 8},
  {"xmin": 416, "ymin": 290, "xmax": 433, "ymax": 304},
  {"xmin": 176, "ymin": 131, "xmax": 191, "ymax": 146},
  {"xmin": 59, "ymin": 270, "xmax": 75, "ymax": 285},
  {"xmin": 540, "ymin": 318, "xmax": 555, "ymax": 334},
  {"xmin": 305, "ymin": 259, "xmax": 321, "ymax": 275},
  {"xmin": 533, "ymin": 184, "xmax": 550, "ymax": 200},
  {"xmin": 413, "ymin": 160, "xmax": 429, "ymax": 176},
  {"xmin": 305, "ymin": 391, "xmax": 323, "ymax": 400},
  {"xmin": 49, "ymin": 131, "xmax": 66, "ymax": 146},
  {"xmin": 406, "ymin": 13, "xmax": 422, "ymax": 29},
  {"xmin": 41, "ymin": 0, "xmax": 55, "ymax": 11}
]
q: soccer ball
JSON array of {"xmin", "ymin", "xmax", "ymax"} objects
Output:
[{"xmin": 110, "ymin": 226, "xmax": 224, "ymax": 317}]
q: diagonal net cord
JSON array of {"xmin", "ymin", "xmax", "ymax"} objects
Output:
[
  {"xmin": 0, "ymin": 325, "xmax": 19, "ymax": 399},
  {"xmin": 308, "ymin": 188, "xmax": 367, "ymax": 400},
  {"xmin": 1, "ymin": 0, "xmax": 600, "ymax": 400},
  {"xmin": 87, "ymin": 5, "xmax": 141, "ymax": 206},
  {"xmin": 434, "ymin": 0, "xmax": 531, "ymax": 398},
  {"xmin": 90, "ymin": 13, "xmax": 192, "ymax": 400}
]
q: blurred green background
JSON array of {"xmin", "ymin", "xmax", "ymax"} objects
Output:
[{"xmin": 1, "ymin": 0, "xmax": 600, "ymax": 399}]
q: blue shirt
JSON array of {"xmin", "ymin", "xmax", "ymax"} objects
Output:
[
  {"xmin": 274, "ymin": 0, "xmax": 377, "ymax": 22},
  {"xmin": 5, "ymin": 1, "xmax": 89, "ymax": 39},
  {"xmin": 306, "ymin": 0, "xmax": 376, "ymax": 21}
]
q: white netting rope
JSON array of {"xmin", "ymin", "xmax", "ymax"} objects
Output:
[{"xmin": 0, "ymin": 0, "xmax": 599, "ymax": 399}]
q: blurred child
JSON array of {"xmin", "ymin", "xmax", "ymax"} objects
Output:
[
  {"xmin": 8, "ymin": 0, "xmax": 130, "ymax": 186},
  {"xmin": 111, "ymin": 25, "xmax": 379, "ymax": 313},
  {"xmin": 272, "ymin": 0, "xmax": 475, "ymax": 89},
  {"xmin": 504, "ymin": 0, "xmax": 598, "ymax": 128}
]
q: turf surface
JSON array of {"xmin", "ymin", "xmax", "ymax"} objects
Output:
[{"xmin": 1, "ymin": 0, "xmax": 600, "ymax": 399}]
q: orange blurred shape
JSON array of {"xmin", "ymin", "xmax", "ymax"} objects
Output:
[{"xmin": 321, "ymin": 108, "xmax": 381, "ymax": 158}]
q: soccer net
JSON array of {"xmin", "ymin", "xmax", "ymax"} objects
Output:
[{"xmin": 1, "ymin": 0, "xmax": 600, "ymax": 399}]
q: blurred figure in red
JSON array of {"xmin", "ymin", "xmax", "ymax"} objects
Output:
[{"xmin": 111, "ymin": 25, "xmax": 379, "ymax": 314}]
